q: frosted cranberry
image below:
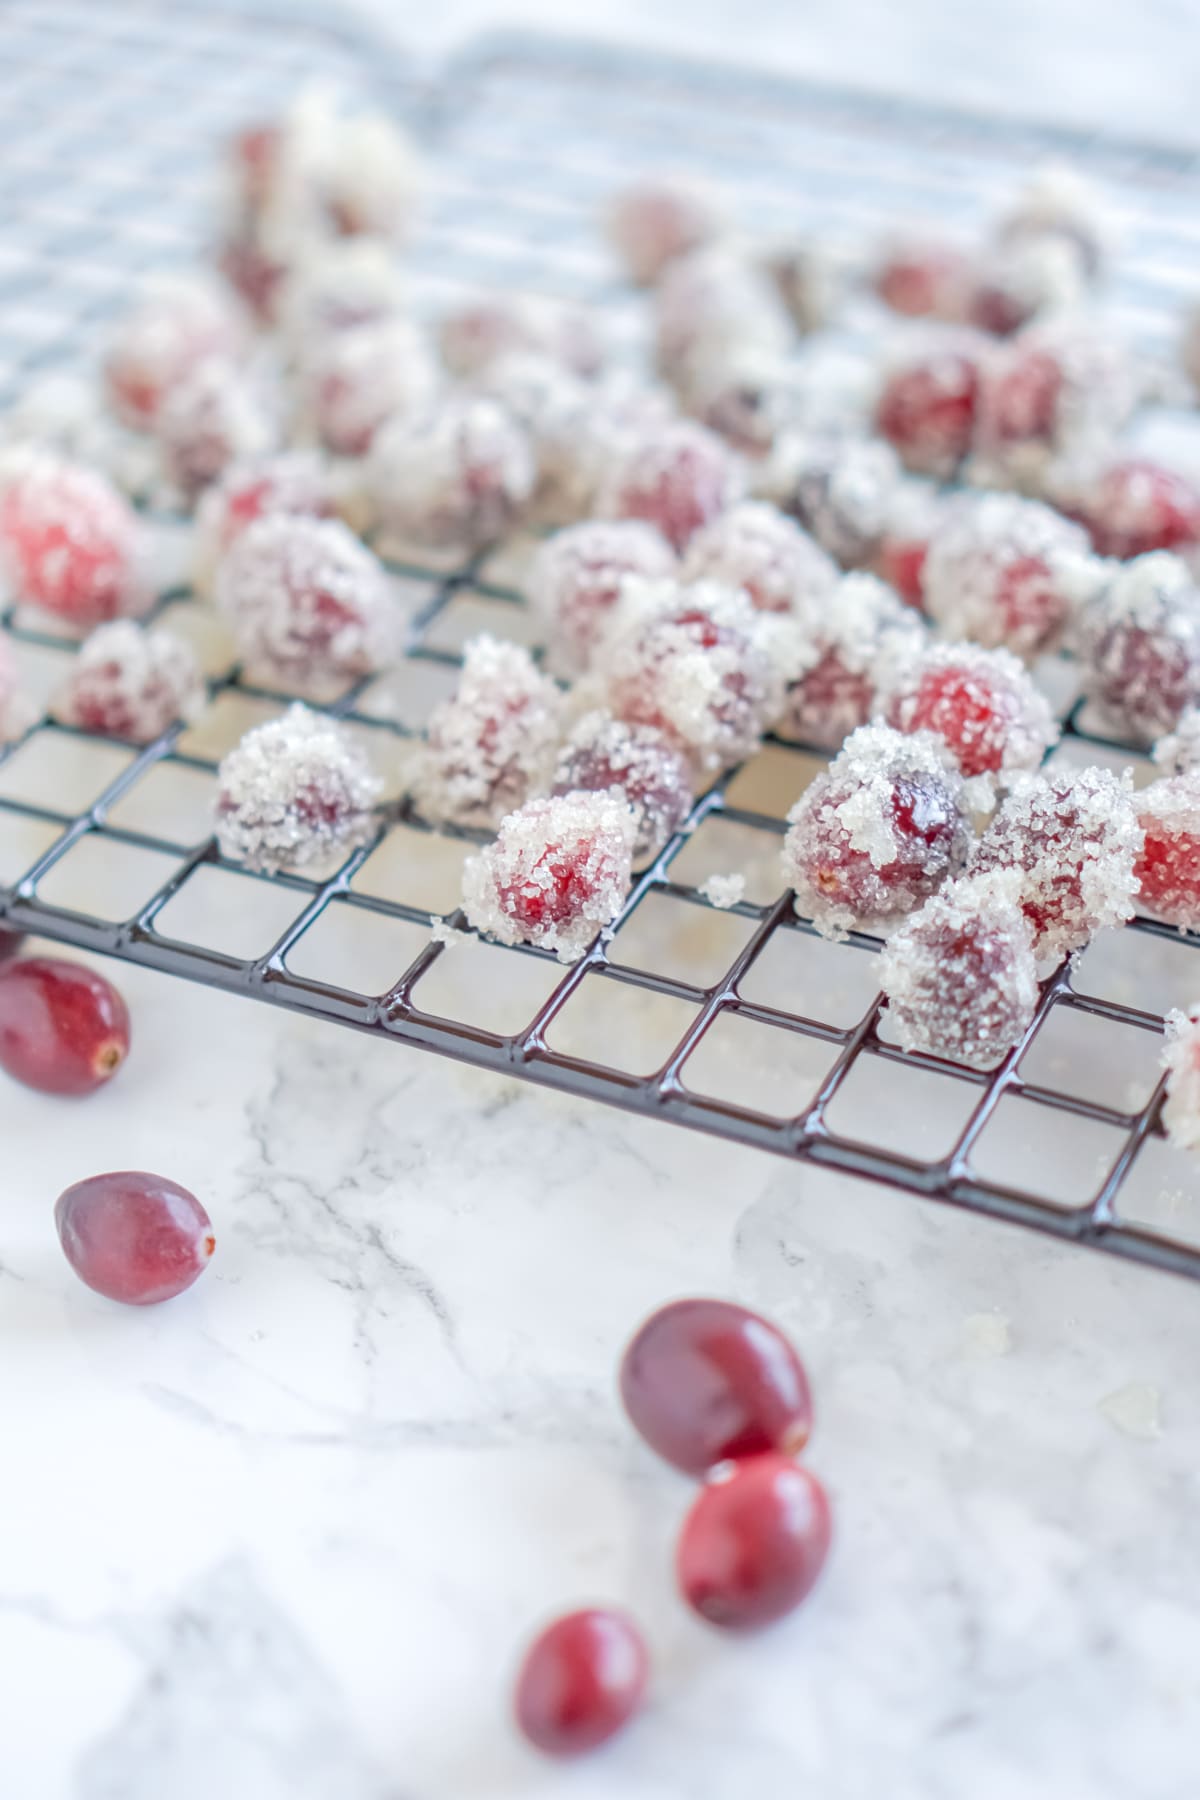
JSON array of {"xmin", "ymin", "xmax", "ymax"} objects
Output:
[
  {"xmin": 981, "ymin": 344, "xmax": 1061, "ymax": 448},
  {"xmin": 975, "ymin": 321, "xmax": 1135, "ymax": 481},
  {"xmin": 875, "ymin": 348, "xmax": 980, "ymax": 478},
  {"xmin": 553, "ymin": 713, "xmax": 693, "ymax": 860},
  {"xmin": 783, "ymin": 572, "xmax": 925, "ymax": 749},
  {"xmin": 104, "ymin": 276, "xmax": 246, "ymax": 431},
  {"xmin": 766, "ymin": 436, "xmax": 901, "ymax": 570},
  {"xmin": 0, "ymin": 454, "xmax": 143, "ymax": 629},
  {"xmin": 884, "ymin": 643, "xmax": 1057, "ymax": 781},
  {"xmin": 677, "ymin": 1454, "xmax": 832, "ymax": 1632},
  {"xmin": 196, "ymin": 452, "xmax": 335, "ymax": 575},
  {"xmin": 59, "ymin": 620, "xmax": 205, "ymax": 744},
  {"xmin": 216, "ymin": 705, "xmax": 382, "ymax": 875},
  {"xmin": 1135, "ymin": 775, "xmax": 1200, "ymax": 929},
  {"xmin": 219, "ymin": 234, "xmax": 286, "ymax": 324},
  {"xmin": 528, "ymin": 520, "xmax": 677, "ymax": 676},
  {"xmin": 874, "ymin": 531, "xmax": 928, "ymax": 607},
  {"xmin": 1075, "ymin": 553, "xmax": 1200, "ymax": 742},
  {"xmin": 304, "ymin": 318, "xmax": 437, "ymax": 457},
  {"xmin": 620, "ymin": 1298, "xmax": 812, "ymax": 1475},
  {"xmin": 55, "ymin": 1171, "xmax": 214, "ymax": 1306},
  {"xmin": 607, "ymin": 177, "xmax": 725, "ymax": 285},
  {"xmin": 440, "ymin": 294, "xmax": 603, "ymax": 380},
  {"xmin": 156, "ymin": 358, "xmax": 274, "ymax": 500},
  {"xmin": 921, "ymin": 493, "xmax": 1088, "ymax": 660},
  {"xmin": 0, "ymin": 956, "xmax": 129, "ymax": 1096},
  {"xmin": 1072, "ymin": 460, "xmax": 1200, "ymax": 561},
  {"xmin": 680, "ymin": 500, "xmax": 837, "ymax": 617},
  {"xmin": 598, "ymin": 420, "xmax": 740, "ymax": 552},
  {"xmin": 368, "ymin": 394, "xmax": 535, "ymax": 551},
  {"xmin": 514, "ymin": 1609, "xmax": 648, "ymax": 1756},
  {"xmin": 414, "ymin": 636, "xmax": 563, "ymax": 828},
  {"xmin": 872, "ymin": 239, "xmax": 972, "ymax": 319}
]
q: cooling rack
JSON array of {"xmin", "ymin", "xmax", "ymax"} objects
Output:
[{"xmin": 2, "ymin": 4, "xmax": 1200, "ymax": 1278}]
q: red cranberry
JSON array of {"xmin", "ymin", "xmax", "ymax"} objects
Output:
[
  {"xmin": 0, "ymin": 454, "xmax": 143, "ymax": 629},
  {"xmin": 0, "ymin": 957, "xmax": 130, "ymax": 1096},
  {"xmin": 599, "ymin": 420, "xmax": 740, "ymax": 552},
  {"xmin": 1135, "ymin": 775, "xmax": 1200, "ymax": 929},
  {"xmin": 884, "ymin": 643, "xmax": 1056, "ymax": 781},
  {"xmin": 872, "ymin": 240, "xmax": 971, "ymax": 319},
  {"xmin": 1073, "ymin": 459, "xmax": 1200, "ymax": 561},
  {"xmin": 875, "ymin": 349, "xmax": 980, "ymax": 478},
  {"xmin": 676, "ymin": 1453, "xmax": 832, "ymax": 1632},
  {"xmin": 55, "ymin": 1171, "xmax": 214, "ymax": 1305},
  {"xmin": 620, "ymin": 1298, "xmax": 812, "ymax": 1475},
  {"xmin": 874, "ymin": 531, "xmax": 929, "ymax": 608},
  {"xmin": 513, "ymin": 1608, "xmax": 648, "ymax": 1757}
]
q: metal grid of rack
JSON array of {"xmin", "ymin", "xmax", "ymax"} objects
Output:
[{"xmin": 2, "ymin": 5, "xmax": 1200, "ymax": 1277}]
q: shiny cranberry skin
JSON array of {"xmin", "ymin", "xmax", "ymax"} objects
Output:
[
  {"xmin": 0, "ymin": 956, "xmax": 129, "ymax": 1095},
  {"xmin": 55, "ymin": 1171, "xmax": 215, "ymax": 1305},
  {"xmin": 677, "ymin": 1453, "xmax": 832, "ymax": 1632},
  {"xmin": 513, "ymin": 1608, "xmax": 648, "ymax": 1757},
  {"xmin": 620, "ymin": 1298, "xmax": 813, "ymax": 1474}
]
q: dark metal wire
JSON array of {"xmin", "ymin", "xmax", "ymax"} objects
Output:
[{"xmin": 1, "ymin": 4, "xmax": 1199, "ymax": 1276}]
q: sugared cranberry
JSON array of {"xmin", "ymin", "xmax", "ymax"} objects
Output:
[
  {"xmin": 783, "ymin": 572, "xmax": 925, "ymax": 748},
  {"xmin": 155, "ymin": 357, "xmax": 275, "ymax": 500},
  {"xmin": 0, "ymin": 956, "xmax": 130, "ymax": 1096},
  {"xmin": 619, "ymin": 1297, "xmax": 812, "ymax": 1475},
  {"xmin": 513, "ymin": 1609, "xmax": 648, "ymax": 1757},
  {"xmin": 104, "ymin": 275, "xmax": 247, "ymax": 431},
  {"xmin": 920, "ymin": 493, "xmax": 1089, "ymax": 659},
  {"xmin": 875, "ymin": 344, "xmax": 981, "ymax": 478},
  {"xmin": 872, "ymin": 237, "xmax": 973, "ymax": 319},
  {"xmin": 781, "ymin": 724, "xmax": 971, "ymax": 938},
  {"xmin": 440, "ymin": 294, "xmax": 603, "ymax": 381},
  {"xmin": 215, "ymin": 704, "xmax": 381, "ymax": 874},
  {"xmin": 413, "ymin": 635, "xmax": 563, "ymax": 828},
  {"xmin": 58, "ymin": 620, "xmax": 205, "ymax": 744},
  {"xmin": 607, "ymin": 176, "xmax": 726, "ymax": 286},
  {"xmin": 219, "ymin": 233, "xmax": 286, "ymax": 325},
  {"xmin": 598, "ymin": 419, "xmax": 742, "ymax": 552},
  {"xmin": 680, "ymin": 500, "xmax": 837, "ymax": 617},
  {"xmin": 970, "ymin": 766, "xmax": 1141, "ymax": 959},
  {"xmin": 55, "ymin": 1171, "xmax": 214, "ymax": 1305},
  {"xmin": 763, "ymin": 434, "xmax": 901, "ymax": 569},
  {"xmin": 652, "ymin": 246, "xmax": 790, "ymax": 403},
  {"xmin": 883, "ymin": 641, "xmax": 1057, "ymax": 781},
  {"xmin": 1067, "ymin": 459, "xmax": 1200, "ymax": 561},
  {"xmin": 528, "ymin": 519, "xmax": 676, "ymax": 676},
  {"xmin": 974, "ymin": 319, "xmax": 1135, "ymax": 484},
  {"xmin": 878, "ymin": 871, "xmax": 1040, "ymax": 1068},
  {"xmin": 195, "ymin": 451, "xmax": 336, "ymax": 580},
  {"xmin": 0, "ymin": 452, "xmax": 145, "ymax": 629},
  {"xmin": 1135, "ymin": 774, "xmax": 1200, "ymax": 929},
  {"xmin": 552, "ymin": 711, "xmax": 693, "ymax": 860},
  {"xmin": 676, "ymin": 1453, "xmax": 832, "ymax": 1632},
  {"xmin": 1075, "ymin": 552, "xmax": 1200, "ymax": 743},
  {"xmin": 368, "ymin": 394, "xmax": 535, "ymax": 550},
  {"xmin": 303, "ymin": 317, "xmax": 438, "ymax": 457},
  {"xmin": 461, "ymin": 791, "xmax": 636, "ymax": 963},
  {"xmin": 279, "ymin": 242, "xmax": 406, "ymax": 349}
]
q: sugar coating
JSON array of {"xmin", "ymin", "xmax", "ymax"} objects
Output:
[
  {"xmin": 1134, "ymin": 773, "xmax": 1200, "ymax": 929},
  {"xmin": 596, "ymin": 417, "xmax": 742, "ymax": 553},
  {"xmin": 412, "ymin": 634, "xmax": 563, "ymax": 828},
  {"xmin": 921, "ymin": 491, "xmax": 1090, "ymax": 658},
  {"xmin": 368, "ymin": 393, "xmax": 535, "ymax": 549},
  {"xmin": 680, "ymin": 500, "xmax": 837, "ymax": 617},
  {"xmin": 1162, "ymin": 1006, "xmax": 1200, "ymax": 1152},
  {"xmin": 783, "ymin": 572, "xmax": 926, "ymax": 748},
  {"xmin": 878, "ymin": 870, "xmax": 1040, "ymax": 1069},
  {"xmin": 1074, "ymin": 551, "xmax": 1200, "ymax": 743},
  {"xmin": 759, "ymin": 432, "xmax": 902, "ymax": 568},
  {"xmin": 882, "ymin": 640, "xmax": 1058, "ymax": 782},
  {"xmin": 973, "ymin": 316, "xmax": 1137, "ymax": 488},
  {"xmin": 600, "ymin": 577, "xmax": 785, "ymax": 775},
  {"xmin": 1153, "ymin": 706, "xmax": 1200, "ymax": 775},
  {"xmin": 606, "ymin": 176, "xmax": 727, "ymax": 286},
  {"xmin": 682, "ymin": 341, "xmax": 811, "ymax": 457},
  {"xmin": 301, "ymin": 316, "xmax": 438, "ymax": 457},
  {"xmin": 440, "ymin": 293, "xmax": 604, "ymax": 380},
  {"xmin": 57, "ymin": 620, "xmax": 205, "ymax": 743},
  {"xmin": 216, "ymin": 513, "xmax": 400, "ymax": 682},
  {"xmin": 0, "ymin": 447, "xmax": 146, "ymax": 628},
  {"xmin": 155, "ymin": 357, "xmax": 275, "ymax": 500},
  {"xmin": 699, "ymin": 872, "xmax": 746, "ymax": 909},
  {"xmin": 653, "ymin": 247, "xmax": 791, "ymax": 403},
  {"xmin": 279, "ymin": 240, "xmax": 406, "ymax": 348},
  {"xmin": 781, "ymin": 723, "xmax": 972, "ymax": 938},
  {"xmin": 970, "ymin": 765, "xmax": 1142, "ymax": 959},
  {"xmin": 551, "ymin": 708, "xmax": 694, "ymax": 859},
  {"xmin": 194, "ymin": 450, "xmax": 336, "ymax": 583},
  {"xmin": 874, "ymin": 336, "xmax": 983, "ymax": 478},
  {"xmin": 104, "ymin": 273, "xmax": 247, "ymax": 430},
  {"xmin": 461, "ymin": 789, "xmax": 637, "ymax": 962},
  {"xmin": 316, "ymin": 105, "xmax": 422, "ymax": 242},
  {"xmin": 528, "ymin": 519, "xmax": 677, "ymax": 676},
  {"xmin": 428, "ymin": 914, "xmax": 468, "ymax": 947},
  {"xmin": 215, "ymin": 702, "xmax": 381, "ymax": 874}
]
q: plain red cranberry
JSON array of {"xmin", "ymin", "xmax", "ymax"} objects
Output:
[
  {"xmin": 0, "ymin": 957, "xmax": 130, "ymax": 1096},
  {"xmin": 55, "ymin": 1171, "xmax": 215, "ymax": 1305},
  {"xmin": 875, "ymin": 351, "xmax": 980, "ymax": 478},
  {"xmin": 513, "ymin": 1608, "xmax": 648, "ymax": 1756},
  {"xmin": 619, "ymin": 1298, "xmax": 813, "ymax": 1475},
  {"xmin": 1073, "ymin": 460, "xmax": 1200, "ymax": 560},
  {"xmin": 677, "ymin": 1453, "xmax": 832, "ymax": 1632}
]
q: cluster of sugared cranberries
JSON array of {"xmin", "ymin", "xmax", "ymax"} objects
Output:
[
  {"xmin": 104, "ymin": 274, "xmax": 248, "ymax": 431},
  {"xmin": 920, "ymin": 491, "xmax": 1090, "ymax": 659},
  {"xmin": 679, "ymin": 499, "xmax": 837, "ymax": 616},
  {"xmin": 1162, "ymin": 1007, "xmax": 1200, "ymax": 1153},
  {"xmin": 154, "ymin": 357, "xmax": 275, "ymax": 500},
  {"xmin": 597, "ymin": 417, "xmax": 742, "ymax": 552},
  {"xmin": 0, "ymin": 451, "xmax": 147, "ymax": 629},
  {"xmin": 1074, "ymin": 552, "xmax": 1200, "ymax": 743},
  {"xmin": 782, "ymin": 572, "xmax": 926, "ymax": 749},
  {"xmin": 412, "ymin": 635, "xmax": 563, "ymax": 828},
  {"xmin": 879, "ymin": 871, "xmax": 1040, "ymax": 1068},
  {"xmin": 0, "ymin": 955, "xmax": 130, "ymax": 1096},
  {"xmin": 874, "ymin": 334, "xmax": 984, "ymax": 478},
  {"xmin": 781, "ymin": 724, "xmax": 972, "ymax": 939},
  {"xmin": 606, "ymin": 176, "xmax": 727, "ymax": 286},
  {"xmin": 1133, "ymin": 774, "xmax": 1200, "ymax": 929},
  {"xmin": 761, "ymin": 432, "xmax": 902, "ymax": 568},
  {"xmin": 368, "ymin": 393, "xmax": 535, "ymax": 549},
  {"xmin": 300, "ymin": 316, "xmax": 438, "ymax": 457},
  {"xmin": 216, "ymin": 513, "xmax": 400, "ymax": 685},
  {"xmin": 973, "ymin": 316, "xmax": 1136, "ymax": 488},
  {"xmin": 600, "ymin": 579, "xmax": 783, "ymax": 775},
  {"xmin": 440, "ymin": 292, "xmax": 604, "ymax": 381},
  {"xmin": 528, "ymin": 519, "xmax": 676, "ymax": 676},
  {"xmin": 882, "ymin": 640, "xmax": 1058, "ymax": 782},
  {"xmin": 194, "ymin": 449, "xmax": 337, "ymax": 581},
  {"xmin": 57, "ymin": 621, "xmax": 205, "ymax": 743},
  {"xmin": 462, "ymin": 789, "xmax": 636, "ymax": 962},
  {"xmin": 514, "ymin": 1298, "xmax": 830, "ymax": 1758},
  {"xmin": 970, "ymin": 765, "xmax": 1142, "ymax": 959},
  {"xmin": 215, "ymin": 703, "xmax": 381, "ymax": 874},
  {"xmin": 552, "ymin": 710, "xmax": 694, "ymax": 861}
]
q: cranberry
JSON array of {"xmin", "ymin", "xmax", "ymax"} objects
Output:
[
  {"xmin": 872, "ymin": 239, "xmax": 972, "ymax": 319},
  {"xmin": 874, "ymin": 531, "xmax": 929, "ymax": 608},
  {"xmin": 415, "ymin": 636, "xmax": 563, "ymax": 829},
  {"xmin": 598, "ymin": 420, "xmax": 740, "ymax": 552},
  {"xmin": 608, "ymin": 177, "xmax": 725, "ymax": 286},
  {"xmin": 1135, "ymin": 775, "xmax": 1200, "ymax": 929},
  {"xmin": 676, "ymin": 1453, "xmax": 832, "ymax": 1632},
  {"xmin": 883, "ymin": 643, "xmax": 1057, "ymax": 781},
  {"xmin": 680, "ymin": 500, "xmax": 837, "ymax": 617},
  {"xmin": 55, "ymin": 1171, "xmax": 215, "ymax": 1305},
  {"xmin": 619, "ymin": 1298, "xmax": 812, "ymax": 1475},
  {"xmin": 0, "ymin": 956, "xmax": 130, "ymax": 1096},
  {"xmin": 1072, "ymin": 459, "xmax": 1200, "ymax": 561},
  {"xmin": 219, "ymin": 234, "xmax": 286, "ymax": 324},
  {"xmin": 552, "ymin": 713, "xmax": 693, "ymax": 860},
  {"xmin": 1075, "ymin": 553, "xmax": 1200, "ymax": 743},
  {"xmin": 215, "ymin": 704, "xmax": 382, "ymax": 875},
  {"xmin": 513, "ymin": 1608, "xmax": 648, "ymax": 1756},
  {"xmin": 875, "ymin": 348, "xmax": 980, "ymax": 478},
  {"xmin": 0, "ymin": 453, "xmax": 144, "ymax": 629},
  {"xmin": 528, "ymin": 520, "xmax": 676, "ymax": 676}
]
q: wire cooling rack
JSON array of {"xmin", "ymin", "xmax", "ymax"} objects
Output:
[{"xmin": 3, "ymin": 5, "xmax": 1200, "ymax": 1279}]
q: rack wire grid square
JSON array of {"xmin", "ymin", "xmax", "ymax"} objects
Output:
[{"xmin": 3, "ymin": 2, "xmax": 1200, "ymax": 1279}]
